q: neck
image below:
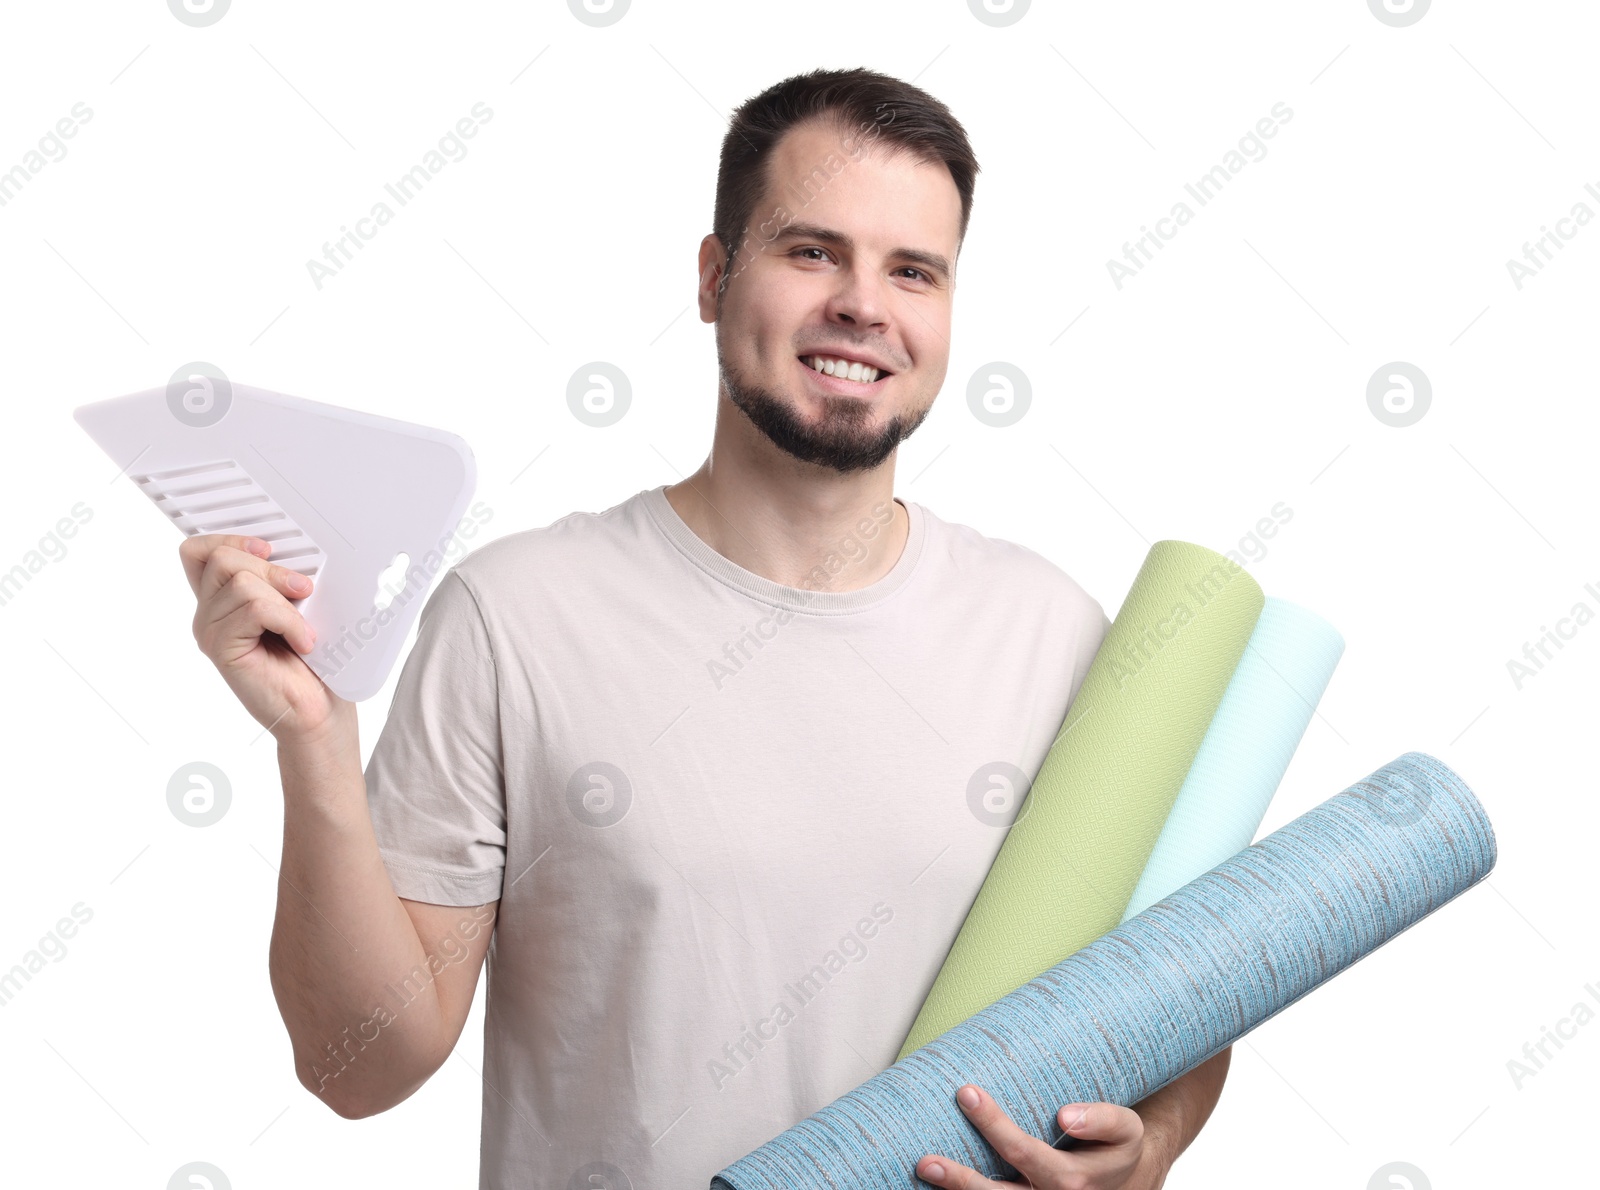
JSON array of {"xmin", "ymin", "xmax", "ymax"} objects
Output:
[{"xmin": 663, "ymin": 436, "xmax": 907, "ymax": 593}]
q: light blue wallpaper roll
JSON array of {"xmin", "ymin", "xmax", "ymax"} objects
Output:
[
  {"xmin": 1121, "ymin": 596, "xmax": 1345, "ymax": 921},
  {"xmin": 710, "ymin": 752, "xmax": 1495, "ymax": 1189}
]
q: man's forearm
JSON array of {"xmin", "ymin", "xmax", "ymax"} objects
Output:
[
  {"xmin": 1131, "ymin": 1045, "xmax": 1231, "ymax": 1175},
  {"xmin": 269, "ymin": 722, "xmax": 446, "ymax": 1117}
]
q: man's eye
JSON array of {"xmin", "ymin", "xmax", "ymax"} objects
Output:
[
  {"xmin": 895, "ymin": 267, "xmax": 929, "ymax": 282},
  {"xmin": 795, "ymin": 247, "xmax": 830, "ymax": 262}
]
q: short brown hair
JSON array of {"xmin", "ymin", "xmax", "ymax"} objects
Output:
[{"xmin": 711, "ymin": 67, "xmax": 980, "ymax": 295}]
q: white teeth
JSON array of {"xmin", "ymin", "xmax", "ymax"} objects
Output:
[{"xmin": 806, "ymin": 356, "xmax": 881, "ymax": 383}]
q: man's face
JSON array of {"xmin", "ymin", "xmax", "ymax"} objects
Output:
[{"xmin": 698, "ymin": 117, "xmax": 961, "ymax": 474}]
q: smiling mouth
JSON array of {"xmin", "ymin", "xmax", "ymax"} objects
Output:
[{"xmin": 798, "ymin": 354, "xmax": 894, "ymax": 388}]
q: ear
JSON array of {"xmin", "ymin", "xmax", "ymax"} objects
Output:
[{"xmin": 697, "ymin": 233, "xmax": 728, "ymax": 323}]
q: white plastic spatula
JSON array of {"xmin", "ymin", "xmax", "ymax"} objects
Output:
[{"xmin": 73, "ymin": 380, "xmax": 477, "ymax": 701}]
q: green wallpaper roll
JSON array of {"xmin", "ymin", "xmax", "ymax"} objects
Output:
[{"xmin": 897, "ymin": 540, "xmax": 1264, "ymax": 1059}]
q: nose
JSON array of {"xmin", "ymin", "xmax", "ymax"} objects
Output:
[{"xmin": 825, "ymin": 263, "xmax": 891, "ymax": 333}]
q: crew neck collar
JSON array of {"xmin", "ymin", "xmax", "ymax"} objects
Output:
[{"xmin": 640, "ymin": 484, "xmax": 926, "ymax": 615}]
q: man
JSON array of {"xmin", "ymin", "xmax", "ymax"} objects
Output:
[{"xmin": 180, "ymin": 67, "xmax": 1228, "ymax": 1188}]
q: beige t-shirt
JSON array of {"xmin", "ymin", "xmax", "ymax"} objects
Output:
[{"xmin": 362, "ymin": 484, "xmax": 1109, "ymax": 1189}]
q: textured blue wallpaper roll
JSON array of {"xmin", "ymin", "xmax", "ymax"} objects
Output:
[
  {"xmin": 1122, "ymin": 597, "xmax": 1345, "ymax": 921},
  {"xmin": 710, "ymin": 752, "xmax": 1495, "ymax": 1189}
]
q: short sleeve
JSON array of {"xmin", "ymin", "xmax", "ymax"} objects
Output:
[
  {"xmin": 363, "ymin": 568, "xmax": 506, "ymax": 906},
  {"xmin": 1067, "ymin": 602, "xmax": 1111, "ymax": 707}
]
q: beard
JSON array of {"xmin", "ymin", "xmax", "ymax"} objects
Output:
[{"xmin": 718, "ymin": 345, "xmax": 931, "ymax": 474}]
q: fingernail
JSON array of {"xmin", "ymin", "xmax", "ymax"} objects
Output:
[
  {"xmin": 1064, "ymin": 1105, "xmax": 1088, "ymax": 1129},
  {"xmin": 925, "ymin": 1161, "xmax": 945, "ymax": 1179},
  {"xmin": 957, "ymin": 1086, "xmax": 979, "ymax": 1109},
  {"xmin": 288, "ymin": 574, "xmax": 311, "ymax": 594}
]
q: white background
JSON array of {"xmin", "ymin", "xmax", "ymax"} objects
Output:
[{"xmin": 1, "ymin": 1, "xmax": 1593, "ymax": 1187}]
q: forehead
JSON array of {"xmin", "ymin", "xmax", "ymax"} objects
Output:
[{"xmin": 759, "ymin": 118, "xmax": 963, "ymax": 254}]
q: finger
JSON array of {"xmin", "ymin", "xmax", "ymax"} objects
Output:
[
  {"xmin": 201, "ymin": 567, "xmax": 282, "ymax": 630},
  {"xmin": 950, "ymin": 1084, "xmax": 1060, "ymax": 1184},
  {"xmin": 198, "ymin": 570, "xmax": 317, "ymax": 657},
  {"xmin": 178, "ymin": 533, "xmax": 272, "ymax": 595},
  {"xmin": 913, "ymin": 1153, "xmax": 1004, "ymax": 1188},
  {"xmin": 193, "ymin": 541, "xmax": 314, "ymax": 607},
  {"xmin": 181, "ymin": 534, "xmax": 304, "ymax": 602},
  {"xmin": 209, "ymin": 591, "xmax": 317, "ymax": 659},
  {"xmin": 1054, "ymin": 1102, "xmax": 1143, "ymax": 1149}
]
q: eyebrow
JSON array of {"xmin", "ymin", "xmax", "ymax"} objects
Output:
[{"xmin": 769, "ymin": 221, "xmax": 952, "ymax": 284}]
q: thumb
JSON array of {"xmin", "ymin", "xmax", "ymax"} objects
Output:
[{"xmin": 1056, "ymin": 1102, "xmax": 1143, "ymax": 1147}]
